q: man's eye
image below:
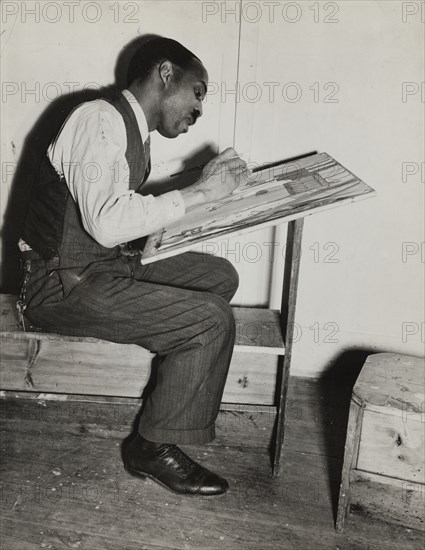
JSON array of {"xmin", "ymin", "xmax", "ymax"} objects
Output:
[{"xmin": 194, "ymin": 88, "xmax": 202, "ymax": 100}]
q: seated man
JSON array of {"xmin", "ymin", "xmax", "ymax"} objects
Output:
[{"xmin": 18, "ymin": 37, "xmax": 248, "ymax": 496}]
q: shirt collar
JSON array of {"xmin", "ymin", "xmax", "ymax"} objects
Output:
[{"xmin": 121, "ymin": 89, "xmax": 150, "ymax": 143}]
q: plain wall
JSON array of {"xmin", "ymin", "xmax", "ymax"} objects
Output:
[
  {"xmin": 233, "ymin": 0, "xmax": 425, "ymax": 375},
  {"xmin": 1, "ymin": 1, "xmax": 423, "ymax": 377}
]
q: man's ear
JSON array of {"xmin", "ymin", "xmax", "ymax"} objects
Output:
[{"xmin": 158, "ymin": 60, "xmax": 174, "ymax": 87}]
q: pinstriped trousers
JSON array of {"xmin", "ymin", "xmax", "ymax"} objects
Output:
[{"xmin": 23, "ymin": 252, "xmax": 239, "ymax": 444}]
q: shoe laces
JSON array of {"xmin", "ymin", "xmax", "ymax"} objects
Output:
[{"xmin": 165, "ymin": 444, "xmax": 199, "ymax": 475}]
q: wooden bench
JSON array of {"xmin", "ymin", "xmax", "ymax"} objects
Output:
[
  {"xmin": 1, "ymin": 294, "xmax": 285, "ymax": 404},
  {"xmin": 336, "ymin": 352, "xmax": 425, "ymax": 531}
]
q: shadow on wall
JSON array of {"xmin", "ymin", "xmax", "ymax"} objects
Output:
[{"xmin": 1, "ymin": 33, "xmax": 216, "ymax": 293}]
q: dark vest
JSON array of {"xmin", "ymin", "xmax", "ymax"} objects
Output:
[{"xmin": 22, "ymin": 94, "xmax": 151, "ymax": 271}]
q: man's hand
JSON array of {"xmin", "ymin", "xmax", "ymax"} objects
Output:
[
  {"xmin": 180, "ymin": 148, "xmax": 250, "ymax": 210},
  {"xmin": 199, "ymin": 148, "xmax": 250, "ymax": 201}
]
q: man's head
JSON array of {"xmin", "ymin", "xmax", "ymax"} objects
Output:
[{"xmin": 127, "ymin": 37, "xmax": 208, "ymax": 138}]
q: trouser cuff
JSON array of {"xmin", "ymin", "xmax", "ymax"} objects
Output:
[{"xmin": 138, "ymin": 423, "xmax": 215, "ymax": 445}]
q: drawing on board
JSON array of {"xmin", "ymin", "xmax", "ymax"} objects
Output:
[{"xmin": 142, "ymin": 153, "xmax": 375, "ymax": 264}]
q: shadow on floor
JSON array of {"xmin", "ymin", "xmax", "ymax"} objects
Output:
[{"xmin": 318, "ymin": 347, "xmax": 383, "ymax": 523}]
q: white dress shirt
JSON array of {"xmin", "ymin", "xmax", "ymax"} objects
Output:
[{"xmin": 44, "ymin": 89, "xmax": 185, "ymax": 248}]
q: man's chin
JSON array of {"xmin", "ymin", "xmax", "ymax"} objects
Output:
[
  {"xmin": 158, "ymin": 119, "xmax": 190, "ymax": 138},
  {"xmin": 157, "ymin": 127, "xmax": 181, "ymax": 139}
]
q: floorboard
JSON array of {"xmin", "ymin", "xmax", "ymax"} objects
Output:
[{"xmin": 1, "ymin": 378, "xmax": 423, "ymax": 550}]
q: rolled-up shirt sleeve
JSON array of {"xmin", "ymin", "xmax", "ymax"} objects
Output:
[{"xmin": 47, "ymin": 101, "xmax": 185, "ymax": 248}]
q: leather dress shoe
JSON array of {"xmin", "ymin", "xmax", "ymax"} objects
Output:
[{"xmin": 123, "ymin": 435, "xmax": 229, "ymax": 496}]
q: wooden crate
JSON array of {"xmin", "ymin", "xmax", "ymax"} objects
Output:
[
  {"xmin": 336, "ymin": 353, "xmax": 425, "ymax": 531},
  {"xmin": 0, "ymin": 294, "xmax": 284, "ymax": 405}
]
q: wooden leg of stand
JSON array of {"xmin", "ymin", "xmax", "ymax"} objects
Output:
[{"xmin": 272, "ymin": 218, "xmax": 304, "ymax": 476}]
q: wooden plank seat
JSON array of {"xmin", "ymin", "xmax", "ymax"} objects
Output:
[{"xmin": 1, "ymin": 294, "xmax": 284, "ymax": 404}]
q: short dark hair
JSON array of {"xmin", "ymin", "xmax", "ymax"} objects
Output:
[{"xmin": 126, "ymin": 37, "xmax": 202, "ymax": 87}]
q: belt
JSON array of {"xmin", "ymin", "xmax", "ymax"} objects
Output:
[
  {"xmin": 20, "ymin": 245, "xmax": 143, "ymax": 261},
  {"xmin": 20, "ymin": 250, "xmax": 60, "ymax": 271},
  {"xmin": 20, "ymin": 250, "xmax": 43, "ymax": 260}
]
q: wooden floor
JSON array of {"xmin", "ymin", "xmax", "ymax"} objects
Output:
[{"xmin": 1, "ymin": 377, "xmax": 423, "ymax": 550}]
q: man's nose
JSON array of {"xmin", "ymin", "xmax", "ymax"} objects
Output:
[{"xmin": 195, "ymin": 103, "xmax": 202, "ymax": 118}]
